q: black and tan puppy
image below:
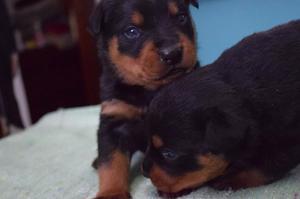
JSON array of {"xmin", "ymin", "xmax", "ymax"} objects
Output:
[
  {"xmin": 143, "ymin": 20, "xmax": 300, "ymax": 198},
  {"xmin": 89, "ymin": 0, "xmax": 199, "ymax": 198}
]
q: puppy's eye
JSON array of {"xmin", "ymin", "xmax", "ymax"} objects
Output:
[
  {"xmin": 123, "ymin": 26, "xmax": 141, "ymax": 39},
  {"xmin": 161, "ymin": 149, "xmax": 178, "ymax": 160},
  {"xmin": 177, "ymin": 13, "xmax": 188, "ymax": 24}
]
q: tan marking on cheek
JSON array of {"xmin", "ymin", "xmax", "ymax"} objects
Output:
[
  {"xmin": 132, "ymin": 11, "xmax": 144, "ymax": 26},
  {"xmin": 179, "ymin": 32, "xmax": 197, "ymax": 70},
  {"xmin": 152, "ymin": 135, "xmax": 164, "ymax": 148},
  {"xmin": 97, "ymin": 150, "xmax": 130, "ymax": 196},
  {"xmin": 108, "ymin": 37, "xmax": 169, "ymax": 89},
  {"xmin": 168, "ymin": 1, "xmax": 179, "ymax": 15},
  {"xmin": 149, "ymin": 163, "xmax": 179, "ymax": 192},
  {"xmin": 149, "ymin": 153, "xmax": 229, "ymax": 193},
  {"xmin": 101, "ymin": 99, "xmax": 144, "ymax": 119}
]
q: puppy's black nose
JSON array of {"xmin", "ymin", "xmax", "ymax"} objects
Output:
[
  {"xmin": 142, "ymin": 159, "xmax": 152, "ymax": 178},
  {"xmin": 159, "ymin": 45, "xmax": 183, "ymax": 66}
]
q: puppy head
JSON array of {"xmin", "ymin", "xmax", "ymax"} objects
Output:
[
  {"xmin": 142, "ymin": 80, "xmax": 255, "ymax": 196},
  {"xmin": 90, "ymin": 0, "xmax": 198, "ymax": 90}
]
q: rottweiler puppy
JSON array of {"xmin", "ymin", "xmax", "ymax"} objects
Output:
[
  {"xmin": 89, "ymin": 0, "xmax": 199, "ymax": 198},
  {"xmin": 143, "ymin": 20, "xmax": 300, "ymax": 198}
]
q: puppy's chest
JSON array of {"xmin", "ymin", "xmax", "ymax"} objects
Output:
[
  {"xmin": 120, "ymin": 87, "xmax": 155, "ymax": 107},
  {"xmin": 101, "ymin": 82, "xmax": 157, "ymax": 120}
]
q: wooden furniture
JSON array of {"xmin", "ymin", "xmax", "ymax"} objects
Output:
[
  {"xmin": 0, "ymin": 116, "xmax": 8, "ymax": 138},
  {"xmin": 0, "ymin": 119, "xmax": 3, "ymax": 138},
  {"xmin": 73, "ymin": 0, "xmax": 100, "ymax": 105},
  {"xmin": 19, "ymin": 45, "xmax": 87, "ymax": 123},
  {"xmin": 14, "ymin": 0, "xmax": 100, "ymax": 124}
]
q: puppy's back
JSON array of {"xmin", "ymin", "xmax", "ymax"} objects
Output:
[
  {"xmin": 152, "ymin": 20, "xmax": 300, "ymax": 131},
  {"xmin": 213, "ymin": 19, "xmax": 300, "ymax": 89}
]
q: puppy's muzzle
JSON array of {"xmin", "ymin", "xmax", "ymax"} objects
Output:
[{"xmin": 159, "ymin": 45, "xmax": 183, "ymax": 66}]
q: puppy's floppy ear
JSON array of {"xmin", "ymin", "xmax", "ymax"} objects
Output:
[
  {"xmin": 89, "ymin": 0, "xmax": 105, "ymax": 36},
  {"xmin": 199, "ymin": 107, "xmax": 248, "ymax": 156},
  {"xmin": 185, "ymin": 0, "xmax": 199, "ymax": 8}
]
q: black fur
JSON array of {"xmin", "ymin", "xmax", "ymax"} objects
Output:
[
  {"xmin": 144, "ymin": 20, "xmax": 300, "ymax": 194},
  {"xmin": 90, "ymin": 0, "xmax": 199, "ymax": 198}
]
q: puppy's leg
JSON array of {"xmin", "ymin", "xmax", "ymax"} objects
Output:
[
  {"xmin": 95, "ymin": 100, "xmax": 144, "ymax": 199},
  {"xmin": 95, "ymin": 119, "xmax": 131, "ymax": 199}
]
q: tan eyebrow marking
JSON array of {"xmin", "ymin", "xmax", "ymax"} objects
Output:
[
  {"xmin": 152, "ymin": 135, "xmax": 164, "ymax": 148},
  {"xmin": 132, "ymin": 11, "xmax": 144, "ymax": 26},
  {"xmin": 168, "ymin": 1, "xmax": 179, "ymax": 15}
]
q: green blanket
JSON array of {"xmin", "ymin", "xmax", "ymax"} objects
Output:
[{"xmin": 0, "ymin": 106, "xmax": 299, "ymax": 199}]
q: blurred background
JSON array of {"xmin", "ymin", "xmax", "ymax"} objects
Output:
[
  {"xmin": 1, "ymin": 0, "xmax": 300, "ymax": 138},
  {"xmin": 0, "ymin": 0, "xmax": 99, "ymax": 138},
  {"xmin": 192, "ymin": 0, "xmax": 300, "ymax": 65}
]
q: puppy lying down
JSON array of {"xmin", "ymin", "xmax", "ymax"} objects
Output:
[{"xmin": 142, "ymin": 20, "xmax": 300, "ymax": 198}]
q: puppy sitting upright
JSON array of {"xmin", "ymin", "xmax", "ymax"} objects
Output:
[
  {"xmin": 89, "ymin": 0, "xmax": 199, "ymax": 198},
  {"xmin": 144, "ymin": 20, "xmax": 300, "ymax": 198}
]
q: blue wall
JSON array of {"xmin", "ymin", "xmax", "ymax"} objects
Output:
[{"xmin": 191, "ymin": 0, "xmax": 300, "ymax": 65}]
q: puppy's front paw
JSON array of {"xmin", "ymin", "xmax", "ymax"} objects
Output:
[{"xmin": 94, "ymin": 192, "xmax": 131, "ymax": 199}]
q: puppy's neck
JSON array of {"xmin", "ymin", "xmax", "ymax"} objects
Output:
[{"xmin": 100, "ymin": 63, "xmax": 156, "ymax": 106}]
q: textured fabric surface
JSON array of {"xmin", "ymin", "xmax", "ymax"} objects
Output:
[{"xmin": 0, "ymin": 106, "xmax": 299, "ymax": 199}]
